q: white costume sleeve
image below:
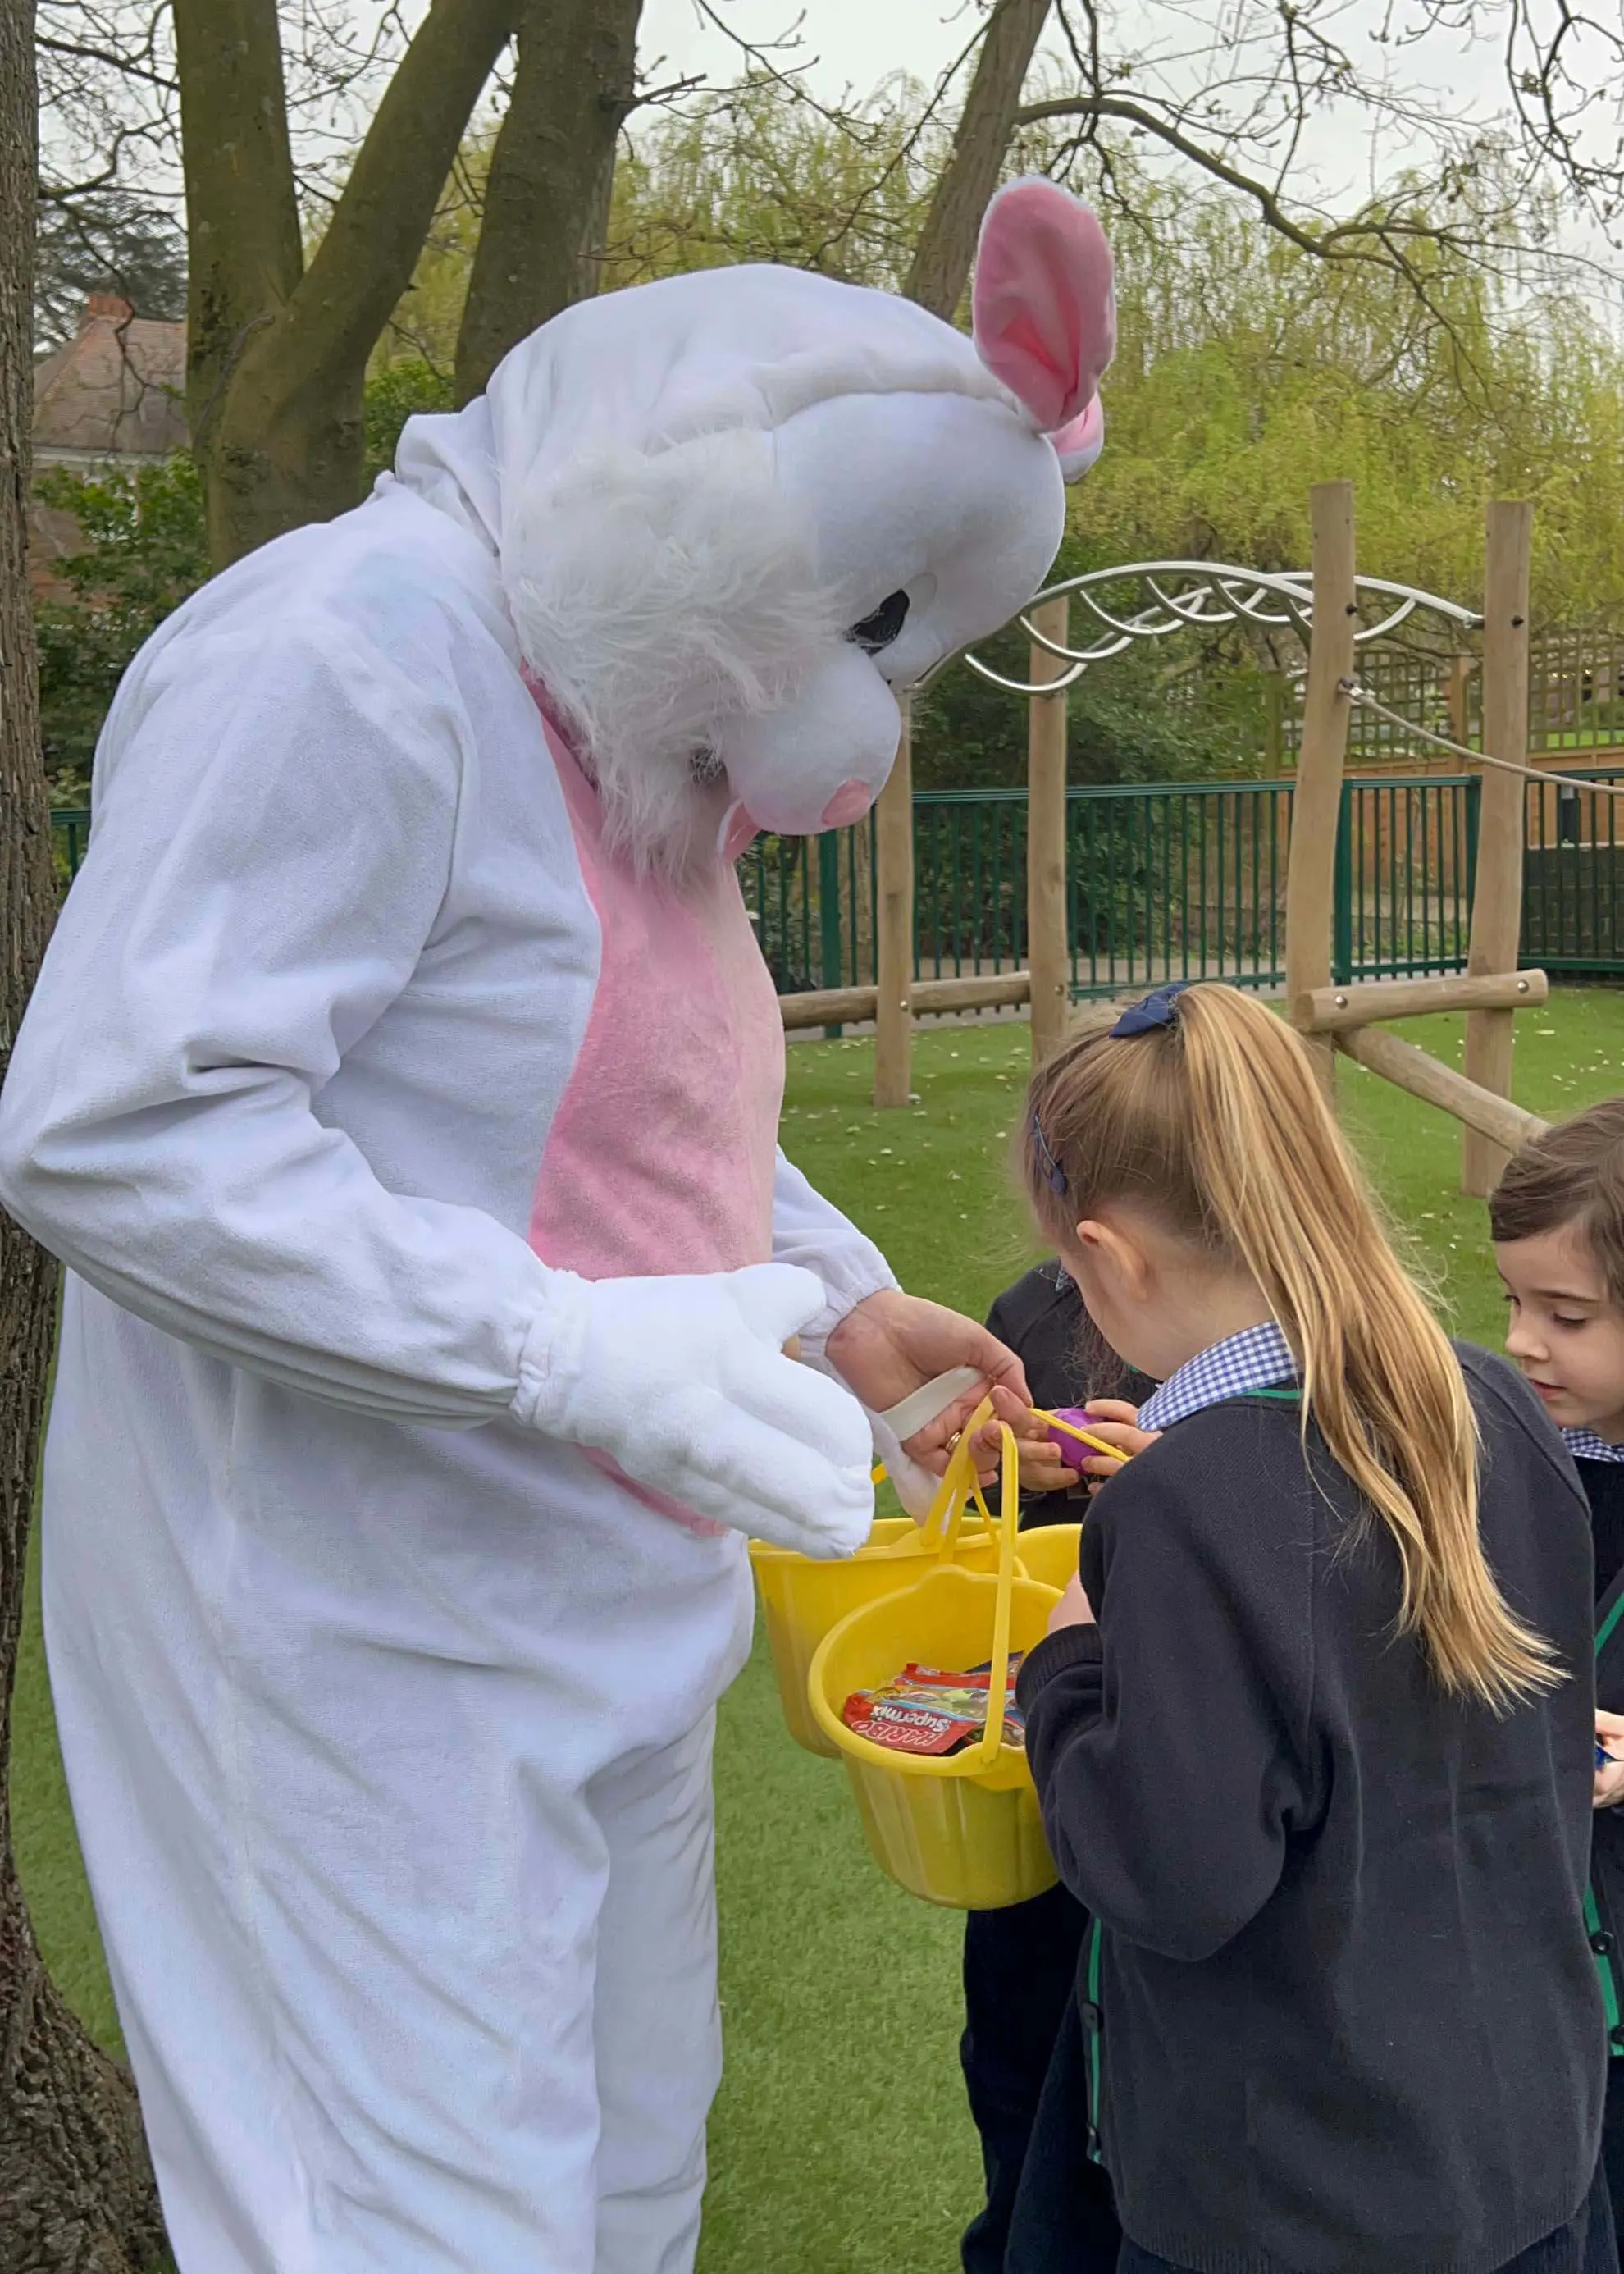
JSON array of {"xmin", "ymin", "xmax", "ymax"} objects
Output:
[
  {"xmin": 0, "ymin": 619, "xmax": 876, "ymax": 1553},
  {"xmin": 770, "ymin": 1149, "xmax": 897, "ymax": 1356},
  {"xmin": 772, "ymin": 1151, "xmax": 945, "ymax": 1516},
  {"xmin": 0, "ymin": 619, "xmax": 555, "ymax": 1427}
]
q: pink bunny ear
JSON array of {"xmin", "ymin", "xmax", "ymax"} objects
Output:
[
  {"xmin": 1049, "ymin": 394, "xmax": 1105, "ymax": 482},
  {"xmin": 973, "ymin": 177, "xmax": 1115, "ymax": 437}
]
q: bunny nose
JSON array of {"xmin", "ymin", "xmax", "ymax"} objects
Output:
[{"xmin": 821, "ymin": 780, "xmax": 874, "ymax": 828}]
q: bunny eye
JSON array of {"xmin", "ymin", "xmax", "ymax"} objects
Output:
[
  {"xmin": 849, "ymin": 590, "xmax": 910, "ymax": 655},
  {"xmin": 690, "ymin": 746, "xmax": 725, "ymax": 786}
]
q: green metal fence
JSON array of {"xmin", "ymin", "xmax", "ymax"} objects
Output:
[
  {"xmin": 734, "ymin": 774, "xmax": 1483, "ymax": 1001},
  {"xmin": 48, "ymin": 769, "xmax": 1624, "ymax": 1000},
  {"xmin": 1522, "ymin": 765, "xmax": 1624, "ymax": 971},
  {"xmin": 1335, "ymin": 774, "xmax": 1480, "ymax": 981}
]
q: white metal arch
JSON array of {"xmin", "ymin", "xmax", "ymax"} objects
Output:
[{"xmin": 937, "ymin": 559, "xmax": 1481, "ymax": 698}]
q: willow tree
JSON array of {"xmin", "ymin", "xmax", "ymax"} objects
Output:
[{"xmin": 42, "ymin": 0, "xmax": 1624, "ymax": 570}]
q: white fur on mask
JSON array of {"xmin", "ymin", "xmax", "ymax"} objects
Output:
[{"xmin": 500, "ymin": 429, "xmax": 842, "ymax": 874}]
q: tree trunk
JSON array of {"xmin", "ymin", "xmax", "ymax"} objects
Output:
[
  {"xmin": 454, "ymin": 0, "xmax": 642, "ymax": 403},
  {"xmin": 175, "ymin": 0, "xmax": 519, "ymax": 568},
  {"xmin": 904, "ymin": 0, "xmax": 1052, "ymax": 321},
  {"xmin": 0, "ymin": 2, "xmax": 168, "ymax": 2266}
]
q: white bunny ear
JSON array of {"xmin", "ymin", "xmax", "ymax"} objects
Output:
[{"xmin": 972, "ymin": 177, "xmax": 1115, "ymax": 477}]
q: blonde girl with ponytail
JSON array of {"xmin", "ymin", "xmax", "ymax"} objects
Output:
[{"xmin": 1001, "ymin": 983, "xmax": 1612, "ymax": 2274}]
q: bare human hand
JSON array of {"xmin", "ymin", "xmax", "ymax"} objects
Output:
[
  {"xmin": 1068, "ymin": 1398, "xmax": 1161, "ymax": 1489},
  {"xmin": 971, "ymin": 1383, "xmax": 1079, "ymax": 1493},
  {"xmin": 824, "ymin": 1290, "xmax": 1030, "ymax": 1481}
]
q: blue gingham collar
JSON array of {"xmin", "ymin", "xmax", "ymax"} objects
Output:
[
  {"xmin": 1562, "ymin": 1426, "xmax": 1624, "ymax": 1465},
  {"xmin": 1138, "ymin": 1321, "xmax": 1298, "ymax": 1433}
]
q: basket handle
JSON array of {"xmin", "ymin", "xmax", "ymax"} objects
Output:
[
  {"xmin": 917, "ymin": 1396, "xmax": 996, "ymax": 1557},
  {"xmin": 974, "ymin": 1420, "xmax": 1022, "ymax": 1769}
]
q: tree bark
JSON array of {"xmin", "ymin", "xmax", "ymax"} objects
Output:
[
  {"xmin": 904, "ymin": 0, "xmax": 1052, "ymax": 321},
  {"xmin": 0, "ymin": 2, "xmax": 167, "ymax": 2265},
  {"xmin": 175, "ymin": 0, "xmax": 519, "ymax": 567},
  {"xmin": 454, "ymin": 0, "xmax": 642, "ymax": 404}
]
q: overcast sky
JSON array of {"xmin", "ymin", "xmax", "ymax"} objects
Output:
[
  {"xmin": 639, "ymin": 0, "xmax": 1619, "ymax": 286},
  {"xmin": 36, "ymin": 0, "xmax": 1619, "ymax": 313}
]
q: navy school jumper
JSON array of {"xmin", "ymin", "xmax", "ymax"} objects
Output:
[
  {"xmin": 1573, "ymin": 1453, "xmax": 1624, "ymax": 2246},
  {"xmin": 1014, "ymin": 1345, "xmax": 1606, "ymax": 2274},
  {"xmin": 960, "ymin": 1263, "xmax": 1150, "ymax": 2274}
]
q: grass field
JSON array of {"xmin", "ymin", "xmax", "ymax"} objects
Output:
[{"xmin": 16, "ymin": 988, "xmax": 1624, "ymax": 2273}]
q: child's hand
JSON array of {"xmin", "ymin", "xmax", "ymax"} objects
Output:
[
  {"xmin": 969, "ymin": 1386, "xmax": 1079, "ymax": 1493},
  {"xmin": 1597, "ymin": 1711, "xmax": 1624, "ymax": 1809},
  {"xmin": 1047, "ymin": 1573, "xmax": 1096, "ymax": 1633},
  {"xmin": 1063, "ymin": 1398, "xmax": 1162, "ymax": 1488}
]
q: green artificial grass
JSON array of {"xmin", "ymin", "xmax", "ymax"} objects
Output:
[{"xmin": 15, "ymin": 988, "xmax": 1624, "ymax": 2273}]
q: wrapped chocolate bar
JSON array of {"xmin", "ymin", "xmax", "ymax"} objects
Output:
[{"xmin": 842, "ymin": 1656, "xmax": 1026, "ymax": 1757}]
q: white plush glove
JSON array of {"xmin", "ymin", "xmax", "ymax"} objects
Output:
[{"xmin": 515, "ymin": 1262, "xmax": 875, "ymax": 1557}]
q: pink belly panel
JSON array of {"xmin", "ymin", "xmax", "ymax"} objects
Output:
[{"xmin": 526, "ymin": 694, "xmax": 787, "ymax": 1532}]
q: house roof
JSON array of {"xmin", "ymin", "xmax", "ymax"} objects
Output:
[{"xmin": 34, "ymin": 294, "xmax": 188, "ymax": 461}]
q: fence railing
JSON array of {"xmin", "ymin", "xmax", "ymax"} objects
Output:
[
  {"xmin": 737, "ymin": 773, "xmax": 1485, "ymax": 1003},
  {"xmin": 49, "ymin": 768, "xmax": 1624, "ymax": 1007}
]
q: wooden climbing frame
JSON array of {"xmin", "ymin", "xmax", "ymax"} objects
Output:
[
  {"xmin": 811, "ymin": 480, "xmax": 1558, "ymax": 1172},
  {"xmin": 1282, "ymin": 480, "xmax": 1550, "ymax": 1193}
]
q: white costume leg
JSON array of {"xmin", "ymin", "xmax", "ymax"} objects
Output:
[
  {"xmin": 591, "ymin": 1714, "xmax": 721, "ymax": 2274},
  {"xmin": 38, "ymin": 1309, "xmax": 758, "ymax": 2274},
  {"xmin": 51, "ymin": 1609, "xmax": 612, "ymax": 2274}
]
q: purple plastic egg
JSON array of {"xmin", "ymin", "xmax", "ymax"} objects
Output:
[{"xmin": 1046, "ymin": 1407, "xmax": 1096, "ymax": 1462}]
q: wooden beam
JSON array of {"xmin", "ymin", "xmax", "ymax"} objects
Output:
[
  {"xmin": 779, "ymin": 969, "xmax": 1033, "ymax": 1033},
  {"xmin": 1027, "ymin": 595, "xmax": 1071, "ymax": 1066},
  {"xmin": 781, "ymin": 984, "xmax": 881, "ymax": 1030},
  {"xmin": 917, "ymin": 970, "xmax": 1033, "ymax": 1016},
  {"xmin": 1339, "ymin": 1024, "xmax": 1548, "ymax": 1156},
  {"xmin": 1462, "ymin": 500, "xmax": 1535, "ymax": 1196},
  {"xmin": 1284, "ymin": 482, "xmax": 1358, "ymax": 1095},
  {"xmin": 1292, "ymin": 969, "xmax": 1548, "ymax": 1034},
  {"xmin": 873, "ymin": 693, "xmax": 915, "ymax": 1107}
]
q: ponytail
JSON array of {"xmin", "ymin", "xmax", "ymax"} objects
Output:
[{"xmin": 1024, "ymin": 986, "xmax": 1558, "ymax": 1712}]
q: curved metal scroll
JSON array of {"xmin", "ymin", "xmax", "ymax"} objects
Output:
[{"xmin": 935, "ymin": 560, "xmax": 1482, "ymax": 698}]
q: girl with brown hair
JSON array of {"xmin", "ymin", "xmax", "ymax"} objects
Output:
[
  {"xmin": 999, "ymin": 982, "xmax": 1610, "ymax": 2274},
  {"xmin": 1493, "ymin": 1099, "xmax": 1624, "ymax": 2255}
]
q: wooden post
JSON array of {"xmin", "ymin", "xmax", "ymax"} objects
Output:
[
  {"xmin": 1462, "ymin": 500, "xmax": 1535, "ymax": 1196},
  {"xmin": 1027, "ymin": 596, "xmax": 1070, "ymax": 1065},
  {"xmin": 873, "ymin": 692, "xmax": 915, "ymax": 1108},
  {"xmin": 1446, "ymin": 653, "xmax": 1474, "ymax": 755},
  {"xmin": 1284, "ymin": 482, "xmax": 1358, "ymax": 1096}
]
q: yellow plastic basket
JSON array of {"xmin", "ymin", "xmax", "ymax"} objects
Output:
[
  {"xmin": 808, "ymin": 1422, "xmax": 1063, "ymax": 1910},
  {"xmin": 1007, "ymin": 1521, "xmax": 1083, "ymax": 1596},
  {"xmin": 750, "ymin": 1486, "xmax": 1002, "ymax": 1759}
]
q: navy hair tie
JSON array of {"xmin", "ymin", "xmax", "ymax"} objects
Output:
[{"xmin": 1111, "ymin": 981, "xmax": 1190, "ymax": 1037}]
